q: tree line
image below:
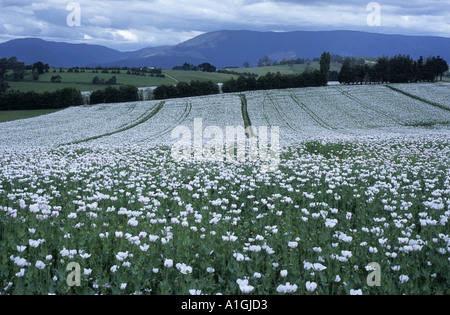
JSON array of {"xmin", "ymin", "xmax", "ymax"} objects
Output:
[
  {"xmin": 0, "ymin": 88, "xmax": 83, "ymax": 111},
  {"xmin": 221, "ymin": 71, "xmax": 326, "ymax": 93},
  {"xmin": 256, "ymin": 53, "xmax": 347, "ymax": 68},
  {"xmin": 0, "ymin": 56, "xmax": 165, "ymax": 91},
  {"xmin": 223, "ymin": 52, "xmax": 331, "ymax": 93},
  {"xmin": 153, "ymin": 80, "xmax": 220, "ymax": 100},
  {"xmin": 89, "ymin": 85, "xmax": 139, "ymax": 105},
  {"xmin": 338, "ymin": 55, "xmax": 449, "ymax": 84},
  {"xmin": 172, "ymin": 63, "xmax": 217, "ymax": 73},
  {"xmin": 92, "ymin": 76, "xmax": 118, "ymax": 85},
  {"xmin": 148, "ymin": 52, "xmax": 331, "ymax": 100},
  {"xmin": 0, "ymin": 57, "xmax": 27, "ymax": 92},
  {"xmin": 0, "ymin": 84, "xmax": 142, "ymax": 110},
  {"xmin": 216, "ymin": 69, "xmax": 258, "ymax": 77}
]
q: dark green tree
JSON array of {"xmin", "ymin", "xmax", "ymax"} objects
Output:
[
  {"xmin": 320, "ymin": 51, "xmax": 331, "ymax": 85},
  {"xmin": 182, "ymin": 63, "xmax": 198, "ymax": 71},
  {"xmin": 51, "ymin": 75, "xmax": 62, "ymax": 83},
  {"xmin": 198, "ymin": 63, "xmax": 217, "ymax": 73},
  {"xmin": 176, "ymin": 82, "xmax": 192, "ymax": 98},
  {"xmin": 338, "ymin": 58, "xmax": 354, "ymax": 84},
  {"xmin": 104, "ymin": 86, "xmax": 121, "ymax": 103},
  {"xmin": 33, "ymin": 62, "xmax": 45, "ymax": 75},
  {"xmin": 9, "ymin": 57, "xmax": 25, "ymax": 82},
  {"xmin": 436, "ymin": 56, "xmax": 449, "ymax": 81},
  {"xmin": 90, "ymin": 90, "xmax": 105, "ymax": 104},
  {"xmin": 389, "ymin": 54, "xmax": 415, "ymax": 83},
  {"xmin": 153, "ymin": 84, "xmax": 178, "ymax": 100},
  {"xmin": 0, "ymin": 88, "xmax": 83, "ymax": 110},
  {"xmin": 0, "ymin": 58, "xmax": 9, "ymax": 93},
  {"xmin": 415, "ymin": 56, "xmax": 424, "ymax": 82},
  {"xmin": 107, "ymin": 76, "xmax": 117, "ymax": 85},
  {"xmin": 328, "ymin": 70, "xmax": 339, "ymax": 82},
  {"xmin": 57, "ymin": 88, "xmax": 84, "ymax": 107},
  {"xmin": 424, "ymin": 57, "xmax": 438, "ymax": 82},
  {"xmin": 92, "ymin": 76, "xmax": 101, "ymax": 85},
  {"xmin": 221, "ymin": 77, "xmax": 238, "ymax": 93},
  {"xmin": 119, "ymin": 85, "xmax": 139, "ymax": 102},
  {"xmin": 374, "ymin": 56, "xmax": 390, "ymax": 83},
  {"xmin": 354, "ymin": 64, "xmax": 367, "ymax": 85},
  {"xmin": 0, "ymin": 80, "xmax": 8, "ymax": 93},
  {"xmin": 189, "ymin": 80, "xmax": 219, "ymax": 96},
  {"xmin": 32, "ymin": 68, "xmax": 40, "ymax": 81}
]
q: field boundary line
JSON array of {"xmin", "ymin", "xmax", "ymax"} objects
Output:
[
  {"xmin": 385, "ymin": 85, "xmax": 450, "ymax": 112},
  {"xmin": 61, "ymin": 101, "xmax": 165, "ymax": 146},
  {"xmin": 163, "ymin": 72, "xmax": 180, "ymax": 83}
]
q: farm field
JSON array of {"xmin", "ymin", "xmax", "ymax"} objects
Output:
[
  {"xmin": 7, "ymin": 71, "xmax": 169, "ymax": 93},
  {"xmin": 0, "ymin": 109, "xmax": 63, "ymax": 123},
  {"xmin": 6, "ymin": 69, "xmax": 238, "ymax": 93},
  {"xmin": 387, "ymin": 83, "xmax": 450, "ymax": 111},
  {"xmin": 0, "ymin": 83, "xmax": 449, "ymax": 295},
  {"xmin": 245, "ymin": 83, "xmax": 450, "ymax": 143},
  {"xmin": 224, "ymin": 62, "xmax": 342, "ymax": 76},
  {"xmin": 163, "ymin": 70, "xmax": 239, "ymax": 85}
]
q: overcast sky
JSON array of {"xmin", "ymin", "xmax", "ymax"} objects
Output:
[{"xmin": 0, "ymin": 0, "xmax": 449, "ymax": 51}]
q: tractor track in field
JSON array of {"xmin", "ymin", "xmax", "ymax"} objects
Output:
[
  {"xmin": 259, "ymin": 92, "xmax": 300, "ymax": 135},
  {"xmin": 265, "ymin": 93, "xmax": 299, "ymax": 133},
  {"xmin": 288, "ymin": 92, "xmax": 335, "ymax": 131},
  {"xmin": 239, "ymin": 94, "xmax": 256, "ymax": 138},
  {"xmin": 337, "ymin": 88, "xmax": 407, "ymax": 126},
  {"xmin": 61, "ymin": 101, "xmax": 166, "ymax": 146},
  {"xmin": 143, "ymin": 100, "xmax": 193, "ymax": 141}
]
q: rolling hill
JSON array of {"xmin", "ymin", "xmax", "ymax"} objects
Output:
[
  {"xmin": 1, "ymin": 30, "xmax": 450, "ymax": 69},
  {"xmin": 0, "ymin": 38, "xmax": 129, "ymax": 68},
  {"xmin": 118, "ymin": 30, "xmax": 450, "ymax": 69}
]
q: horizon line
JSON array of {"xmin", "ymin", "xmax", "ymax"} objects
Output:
[{"xmin": 1, "ymin": 29, "xmax": 450, "ymax": 53}]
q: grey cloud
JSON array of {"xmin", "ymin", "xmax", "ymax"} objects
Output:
[{"xmin": 0, "ymin": 0, "xmax": 448, "ymax": 50}]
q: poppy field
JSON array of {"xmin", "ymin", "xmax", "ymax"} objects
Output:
[{"xmin": 1, "ymin": 83, "xmax": 449, "ymax": 295}]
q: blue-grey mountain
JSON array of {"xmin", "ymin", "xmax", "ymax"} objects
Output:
[
  {"xmin": 0, "ymin": 38, "xmax": 129, "ymax": 68},
  {"xmin": 1, "ymin": 30, "xmax": 449, "ymax": 68}
]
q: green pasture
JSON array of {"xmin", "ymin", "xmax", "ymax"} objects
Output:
[
  {"xmin": 0, "ymin": 109, "xmax": 63, "ymax": 123},
  {"xmin": 6, "ymin": 69, "xmax": 239, "ymax": 93},
  {"xmin": 225, "ymin": 62, "xmax": 342, "ymax": 76}
]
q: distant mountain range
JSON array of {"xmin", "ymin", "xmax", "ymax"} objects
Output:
[{"xmin": 1, "ymin": 30, "xmax": 450, "ymax": 69}]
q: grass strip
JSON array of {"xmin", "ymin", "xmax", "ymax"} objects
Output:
[{"xmin": 239, "ymin": 94, "xmax": 256, "ymax": 138}]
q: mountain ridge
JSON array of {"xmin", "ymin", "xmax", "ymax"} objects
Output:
[
  {"xmin": 0, "ymin": 38, "xmax": 131, "ymax": 68},
  {"xmin": 1, "ymin": 30, "xmax": 449, "ymax": 68}
]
